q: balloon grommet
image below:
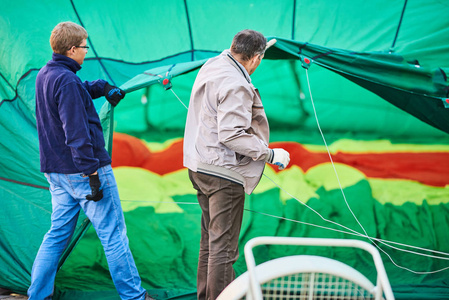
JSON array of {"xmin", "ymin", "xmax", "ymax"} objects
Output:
[
  {"xmin": 442, "ymin": 98, "xmax": 449, "ymax": 108},
  {"xmin": 160, "ymin": 76, "xmax": 172, "ymax": 90},
  {"xmin": 300, "ymin": 55, "xmax": 312, "ymax": 69}
]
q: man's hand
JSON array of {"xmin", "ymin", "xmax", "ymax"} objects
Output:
[
  {"xmin": 266, "ymin": 148, "xmax": 290, "ymax": 170},
  {"xmin": 104, "ymin": 83, "xmax": 126, "ymax": 107},
  {"xmin": 86, "ymin": 173, "xmax": 103, "ymax": 201}
]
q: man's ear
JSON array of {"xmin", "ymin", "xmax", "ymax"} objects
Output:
[
  {"xmin": 251, "ymin": 55, "xmax": 259, "ymax": 64},
  {"xmin": 66, "ymin": 46, "xmax": 74, "ymax": 57}
]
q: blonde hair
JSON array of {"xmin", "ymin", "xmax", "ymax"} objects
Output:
[{"xmin": 50, "ymin": 21, "xmax": 88, "ymax": 55}]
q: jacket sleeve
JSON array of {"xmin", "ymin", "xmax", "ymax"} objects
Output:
[
  {"xmin": 82, "ymin": 79, "xmax": 107, "ymax": 99},
  {"xmin": 217, "ymin": 84, "xmax": 270, "ymax": 161},
  {"xmin": 57, "ymin": 82, "xmax": 99, "ymax": 174}
]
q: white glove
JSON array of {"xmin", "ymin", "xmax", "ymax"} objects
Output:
[{"xmin": 266, "ymin": 148, "xmax": 290, "ymax": 170}]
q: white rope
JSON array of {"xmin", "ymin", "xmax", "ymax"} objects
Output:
[
  {"xmin": 262, "ymin": 173, "xmax": 449, "ymax": 261},
  {"xmin": 122, "ymin": 196, "xmax": 449, "ymax": 269},
  {"xmin": 305, "ymin": 69, "xmax": 370, "ymax": 239},
  {"xmin": 245, "ymin": 205, "xmax": 449, "ymax": 263},
  {"xmin": 121, "ymin": 199, "xmax": 198, "ymax": 205},
  {"xmin": 261, "ymin": 173, "xmax": 449, "ymax": 274},
  {"xmin": 304, "ymin": 68, "xmax": 449, "ymax": 274},
  {"xmin": 170, "ymin": 88, "xmax": 188, "ymax": 109},
  {"xmin": 161, "ymin": 70, "xmax": 449, "ymax": 274}
]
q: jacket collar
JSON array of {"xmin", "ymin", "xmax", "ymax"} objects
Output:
[
  {"xmin": 51, "ymin": 53, "xmax": 82, "ymax": 73},
  {"xmin": 222, "ymin": 50, "xmax": 251, "ymax": 84}
]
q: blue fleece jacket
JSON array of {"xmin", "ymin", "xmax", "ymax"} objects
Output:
[{"xmin": 35, "ymin": 53, "xmax": 111, "ymax": 175}]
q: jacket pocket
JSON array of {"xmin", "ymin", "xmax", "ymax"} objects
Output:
[{"xmin": 236, "ymin": 153, "xmax": 252, "ymax": 166}]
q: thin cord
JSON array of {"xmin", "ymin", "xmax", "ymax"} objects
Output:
[
  {"xmin": 245, "ymin": 207, "xmax": 449, "ymax": 263},
  {"xmin": 122, "ymin": 199, "xmax": 198, "ymax": 205},
  {"xmin": 262, "ymin": 173, "xmax": 449, "ymax": 261},
  {"xmin": 262, "ymin": 174, "xmax": 363, "ymax": 237},
  {"xmin": 121, "ymin": 196, "xmax": 449, "ymax": 268},
  {"xmin": 305, "ymin": 69, "xmax": 371, "ymax": 241},
  {"xmin": 163, "ymin": 71, "xmax": 449, "ymax": 274},
  {"xmin": 304, "ymin": 69, "xmax": 449, "ymax": 274},
  {"xmin": 171, "ymin": 88, "xmax": 188, "ymax": 109}
]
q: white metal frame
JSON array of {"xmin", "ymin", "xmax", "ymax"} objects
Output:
[{"xmin": 217, "ymin": 237, "xmax": 395, "ymax": 300}]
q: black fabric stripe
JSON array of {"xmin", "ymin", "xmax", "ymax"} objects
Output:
[
  {"xmin": 297, "ymin": 42, "xmax": 309, "ymax": 54},
  {"xmin": 0, "ymin": 68, "xmax": 39, "ymax": 107},
  {"xmin": 184, "ymin": 0, "xmax": 195, "ymax": 61},
  {"xmin": 0, "ymin": 51, "xmax": 220, "ymax": 105},
  {"xmin": 70, "ymin": 0, "xmax": 116, "ymax": 153},
  {"xmin": 312, "ymin": 50, "xmax": 334, "ymax": 60},
  {"xmin": 0, "ymin": 69, "xmax": 15, "ymax": 92},
  {"xmin": 70, "ymin": 0, "xmax": 116, "ymax": 86},
  {"xmin": 0, "ymin": 176, "xmax": 49, "ymax": 190},
  {"xmin": 292, "ymin": 0, "xmax": 297, "ymax": 40},
  {"xmin": 81, "ymin": 49, "xmax": 219, "ymax": 66},
  {"xmin": 391, "ymin": 0, "xmax": 408, "ymax": 50}
]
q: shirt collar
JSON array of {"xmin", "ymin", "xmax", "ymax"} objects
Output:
[
  {"xmin": 222, "ymin": 49, "xmax": 251, "ymax": 84},
  {"xmin": 51, "ymin": 53, "xmax": 82, "ymax": 73}
]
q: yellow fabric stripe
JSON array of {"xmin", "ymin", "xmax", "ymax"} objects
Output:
[
  {"xmin": 303, "ymin": 139, "xmax": 449, "ymax": 153},
  {"xmin": 113, "ymin": 165, "xmax": 449, "ymax": 215}
]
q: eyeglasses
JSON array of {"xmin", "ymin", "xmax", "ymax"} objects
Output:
[{"xmin": 74, "ymin": 45, "xmax": 89, "ymax": 50}]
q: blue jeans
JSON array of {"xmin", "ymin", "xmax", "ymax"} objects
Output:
[{"xmin": 28, "ymin": 165, "xmax": 146, "ymax": 300}]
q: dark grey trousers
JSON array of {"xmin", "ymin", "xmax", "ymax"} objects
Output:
[{"xmin": 188, "ymin": 170, "xmax": 245, "ymax": 300}]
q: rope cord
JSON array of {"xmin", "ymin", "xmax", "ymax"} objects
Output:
[
  {"xmin": 304, "ymin": 69, "xmax": 449, "ymax": 274},
  {"xmin": 391, "ymin": 0, "xmax": 408, "ymax": 51},
  {"xmin": 157, "ymin": 66, "xmax": 449, "ymax": 274},
  {"xmin": 262, "ymin": 173, "xmax": 449, "ymax": 274},
  {"xmin": 121, "ymin": 197, "xmax": 449, "ymax": 267},
  {"xmin": 171, "ymin": 88, "xmax": 188, "ymax": 109}
]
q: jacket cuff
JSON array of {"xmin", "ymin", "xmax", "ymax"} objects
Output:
[
  {"xmin": 81, "ymin": 164, "xmax": 99, "ymax": 177},
  {"xmin": 264, "ymin": 148, "xmax": 273, "ymax": 163}
]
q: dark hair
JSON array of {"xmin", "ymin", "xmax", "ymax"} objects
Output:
[{"xmin": 230, "ymin": 29, "xmax": 267, "ymax": 61}]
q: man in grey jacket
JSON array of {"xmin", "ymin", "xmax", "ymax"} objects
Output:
[{"xmin": 184, "ymin": 29, "xmax": 290, "ymax": 299}]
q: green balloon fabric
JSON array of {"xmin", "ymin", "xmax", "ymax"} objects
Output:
[{"xmin": 1, "ymin": 1, "xmax": 449, "ymax": 299}]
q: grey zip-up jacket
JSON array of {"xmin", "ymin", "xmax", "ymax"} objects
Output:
[{"xmin": 183, "ymin": 50, "xmax": 271, "ymax": 194}]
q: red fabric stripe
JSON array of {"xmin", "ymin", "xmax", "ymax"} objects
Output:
[
  {"xmin": 271, "ymin": 142, "xmax": 449, "ymax": 187},
  {"xmin": 111, "ymin": 133, "xmax": 449, "ymax": 187}
]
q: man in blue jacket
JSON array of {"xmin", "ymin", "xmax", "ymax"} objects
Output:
[{"xmin": 29, "ymin": 21, "xmax": 154, "ymax": 300}]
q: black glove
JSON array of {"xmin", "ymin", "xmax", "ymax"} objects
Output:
[
  {"xmin": 104, "ymin": 83, "xmax": 126, "ymax": 107},
  {"xmin": 86, "ymin": 174, "xmax": 103, "ymax": 201}
]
